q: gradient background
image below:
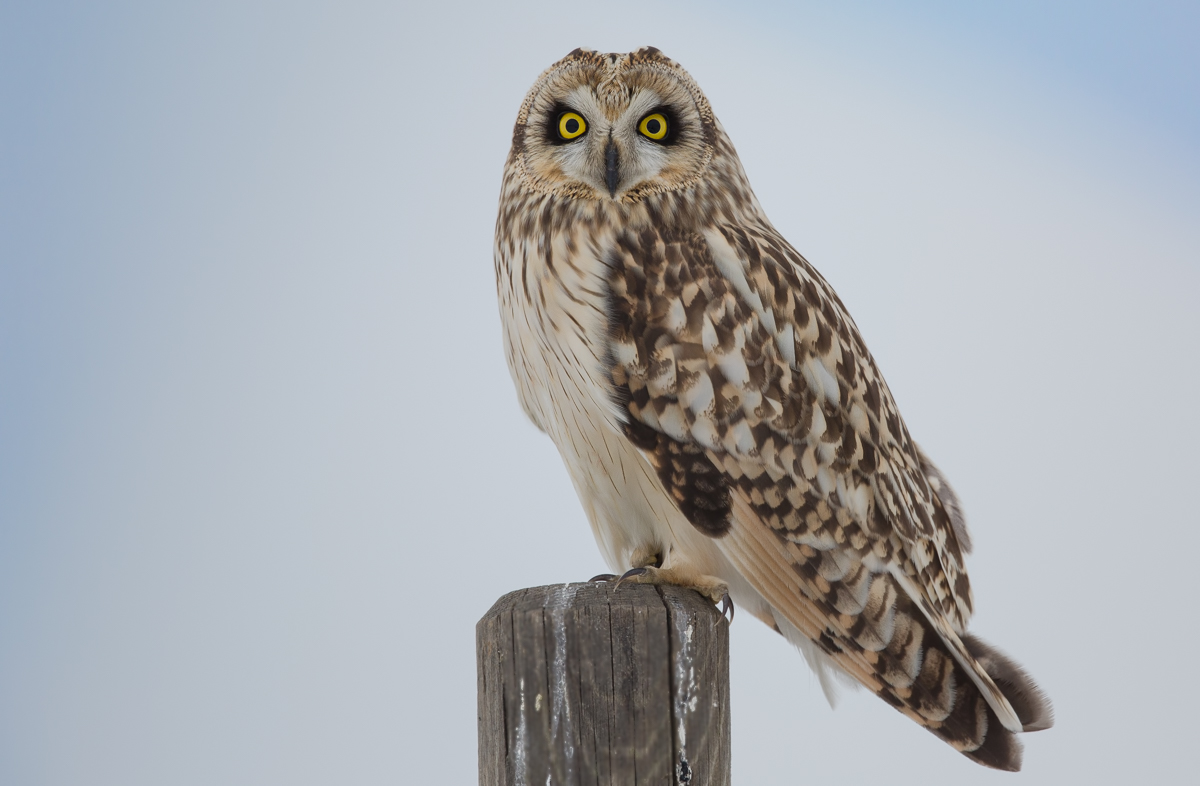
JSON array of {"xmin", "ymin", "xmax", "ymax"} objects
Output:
[{"xmin": 3, "ymin": 2, "xmax": 1198, "ymax": 783}]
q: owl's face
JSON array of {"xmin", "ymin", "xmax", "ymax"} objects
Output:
[{"xmin": 512, "ymin": 48, "xmax": 716, "ymax": 202}]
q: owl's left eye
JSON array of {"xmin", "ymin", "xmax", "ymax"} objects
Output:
[{"xmin": 638, "ymin": 112, "xmax": 669, "ymax": 141}]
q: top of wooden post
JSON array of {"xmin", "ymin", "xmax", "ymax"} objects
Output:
[{"xmin": 477, "ymin": 582, "xmax": 730, "ymax": 786}]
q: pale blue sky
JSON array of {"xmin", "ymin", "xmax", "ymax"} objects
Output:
[{"xmin": 2, "ymin": 2, "xmax": 1198, "ymax": 784}]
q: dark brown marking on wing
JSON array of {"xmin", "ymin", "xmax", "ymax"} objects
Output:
[{"xmin": 616, "ymin": 402, "xmax": 732, "ymax": 536}]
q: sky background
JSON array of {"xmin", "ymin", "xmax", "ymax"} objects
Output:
[{"xmin": 2, "ymin": 1, "xmax": 1198, "ymax": 783}]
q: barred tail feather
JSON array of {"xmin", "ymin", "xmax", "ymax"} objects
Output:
[{"xmin": 963, "ymin": 633, "xmax": 1055, "ymax": 733}]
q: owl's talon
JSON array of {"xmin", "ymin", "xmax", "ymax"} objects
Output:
[
  {"xmin": 720, "ymin": 594, "xmax": 735, "ymax": 624},
  {"xmin": 614, "ymin": 567, "xmax": 647, "ymax": 589},
  {"xmin": 589, "ymin": 573, "xmax": 618, "ymax": 582}
]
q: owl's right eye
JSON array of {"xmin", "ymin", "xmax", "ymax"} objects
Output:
[{"xmin": 557, "ymin": 112, "xmax": 587, "ymax": 140}]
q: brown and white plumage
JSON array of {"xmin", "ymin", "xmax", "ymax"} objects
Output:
[{"xmin": 495, "ymin": 47, "xmax": 1052, "ymax": 770}]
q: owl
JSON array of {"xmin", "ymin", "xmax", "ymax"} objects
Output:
[{"xmin": 494, "ymin": 47, "xmax": 1052, "ymax": 771}]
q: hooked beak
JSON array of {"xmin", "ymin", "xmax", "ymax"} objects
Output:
[{"xmin": 604, "ymin": 138, "xmax": 619, "ymax": 197}]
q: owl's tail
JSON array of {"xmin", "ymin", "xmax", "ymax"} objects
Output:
[
  {"xmin": 927, "ymin": 631, "xmax": 1054, "ymax": 770},
  {"xmin": 773, "ymin": 599, "xmax": 1052, "ymax": 770}
]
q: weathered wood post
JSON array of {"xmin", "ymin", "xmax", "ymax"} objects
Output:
[{"xmin": 477, "ymin": 582, "xmax": 730, "ymax": 786}]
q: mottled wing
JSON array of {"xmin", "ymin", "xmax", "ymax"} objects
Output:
[
  {"xmin": 607, "ymin": 221, "xmax": 973, "ymax": 626},
  {"xmin": 605, "ymin": 221, "xmax": 1032, "ymax": 767}
]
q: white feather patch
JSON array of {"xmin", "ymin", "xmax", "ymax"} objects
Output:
[
  {"xmin": 805, "ymin": 356, "xmax": 840, "ymax": 406},
  {"xmin": 703, "ymin": 229, "xmax": 762, "ymax": 316},
  {"xmin": 775, "ymin": 323, "xmax": 797, "ymax": 367}
]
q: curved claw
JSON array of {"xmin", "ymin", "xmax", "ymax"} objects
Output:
[
  {"xmin": 613, "ymin": 567, "xmax": 647, "ymax": 590},
  {"xmin": 588, "ymin": 573, "xmax": 618, "ymax": 582},
  {"xmin": 720, "ymin": 594, "xmax": 735, "ymax": 624}
]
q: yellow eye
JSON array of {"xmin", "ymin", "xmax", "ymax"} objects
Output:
[
  {"xmin": 638, "ymin": 112, "xmax": 668, "ymax": 140},
  {"xmin": 557, "ymin": 112, "xmax": 587, "ymax": 140}
]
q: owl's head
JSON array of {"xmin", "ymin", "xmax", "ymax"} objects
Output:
[{"xmin": 509, "ymin": 48, "xmax": 721, "ymax": 203}]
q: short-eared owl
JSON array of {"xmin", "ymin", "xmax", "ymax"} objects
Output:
[{"xmin": 495, "ymin": 47, "xmax": 1051, "ymax": 770}]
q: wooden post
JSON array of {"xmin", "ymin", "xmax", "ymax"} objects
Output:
[{"xmin": 477, "ymin": 582, "xmax": 730, "ymax": 786}]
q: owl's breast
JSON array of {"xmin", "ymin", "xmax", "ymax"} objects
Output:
[{"xmin": 495, "ymin": 217, "xmax": 623, "ymax": 438}]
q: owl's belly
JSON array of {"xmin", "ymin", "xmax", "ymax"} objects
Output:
[
  {"xmin": 535, "ymin": 350, "xmax": 740, "ymax": 590},
  {"xmin": 501, "ymin": 299, "xmax": 697, "ymax": 572},
  {"xmin": 546, "ymin": 377, "xmax": 677, "ymax": 571}
]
